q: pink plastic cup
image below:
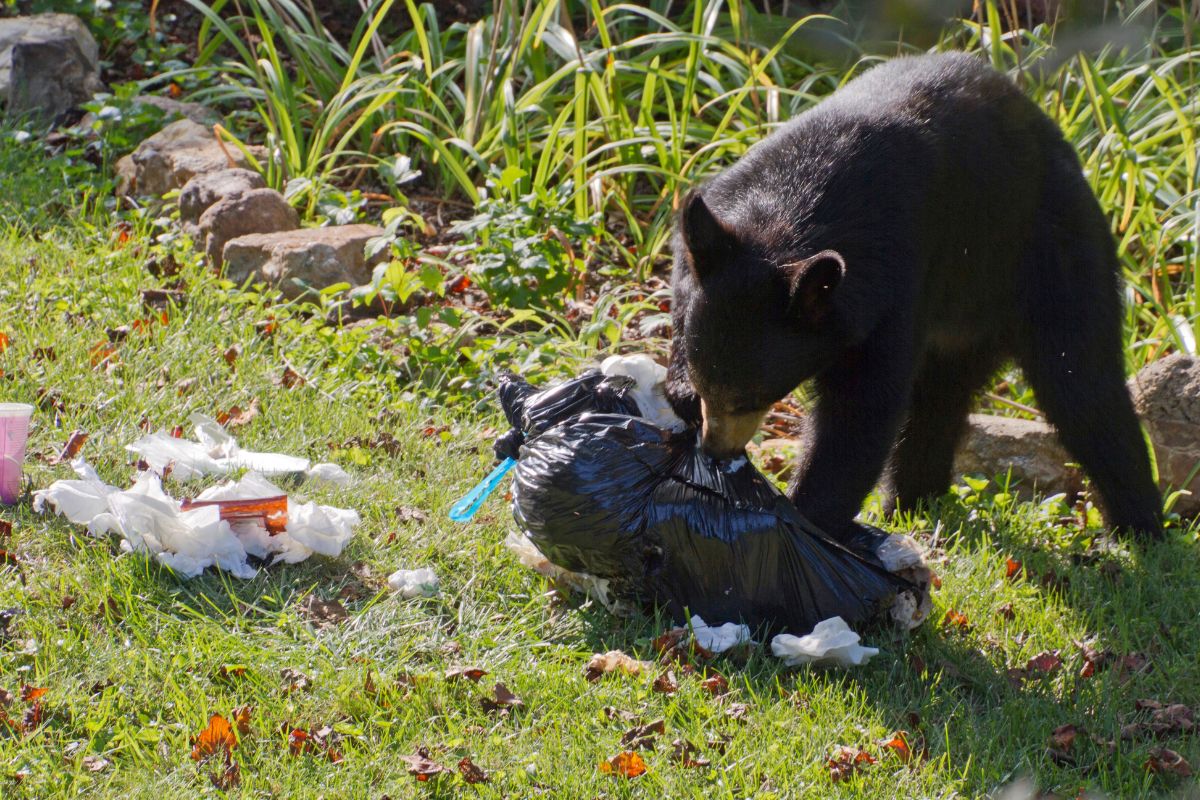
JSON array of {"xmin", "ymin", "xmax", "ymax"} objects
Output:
[{"xmin": 0, "ymin": 403, "xmax": 34, "ymax": 505}]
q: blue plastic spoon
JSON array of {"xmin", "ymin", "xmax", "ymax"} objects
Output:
[{"xmin": 449, "ymin": 457, "xmax": 516, "ymax": 522}]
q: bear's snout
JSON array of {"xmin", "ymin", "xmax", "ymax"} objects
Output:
[{"xmin": 700, "ymin": 400, "xmax": 767, "ymax": 459}]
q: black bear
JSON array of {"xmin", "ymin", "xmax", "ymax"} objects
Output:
[{"xmin": 666, "ymin": 52, "xmax": 1164, "ymax": 541}]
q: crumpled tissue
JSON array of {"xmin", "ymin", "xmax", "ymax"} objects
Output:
[
  {"xmin": 770, "ymin": 616, "xmax": 880, "ymax": 667},
  {"xmin": 127, "ymin": 413, "xmax": 351, "ymax": 484},
  {"xmin": 34, "ymin": 460, "xmax": 358, "ymax": 579},
  {"xmin": 387, "ymin": 567, "xmax": 439, "ymax": 599},
  {"xmin": 689, "ymin": 615, "xmax": 752, "ymax": 653}
]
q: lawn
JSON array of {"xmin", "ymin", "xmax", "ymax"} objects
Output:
[{"xmin": 1, "ymin": 1, "xmax": 1199, "ymax": 798}]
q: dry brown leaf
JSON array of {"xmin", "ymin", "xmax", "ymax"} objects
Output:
[
  {"xmin": 457, "ymin": 756, "xmax": 489, "ymax": 784},
  {"xmin": 82, "ymin": 755, "xmax": 110, "ymax": 773},
  {"xmin": 1145, "ymin": 748, "xmax": 1192, "ymax": 777},
  {"xmin": 671, "ymin": 738, "xmax": 710, "ymax": 768},
  {"xmin": 480, "ymin": 682, "xmax": 521, "ymax": 713},
  {"xmin": 401, "ymin": 748, "xmax": 448, "ymax": 781},
  {"xmin": 585, "ymin": 651, "xmax": 649, "ymax": 682},
  {"xmin": 48, "ymin": 431, "xmax": 88, "ymax": 465},
  {"xmin": 280, "ymin": 668, "xmax": 310, "ymax": 694},
  {"xmin": 700, "ymin": 672, "xmax": 729, "ymax": 696},
  {"xmin": 827, "ymin": 746, "xmax": 876, "ymax": 783},
  {"xmin": 232, "ymin": 705, "xmax": 252, "ymax": 736},
  {"xmin": 298, "ymin": 595, "xmax": 349, "ymax": 628},
  {"xmin": 652, "ymin": 670, "xmax": 679, "ymax": 695},
  {"xmin": 620, "ymin": 719, "xmax": 665, "ymax": 750},
  {"xmin": 445, "ymin": 665, "xmax": 488, "ymax": 683},
  {"xmin": 216, "ymin": 398, "xmax": 260, "ymax": 429},
  {"xmin": 208, "ymin": 754, "xmax": 240, "ymax": 790}
]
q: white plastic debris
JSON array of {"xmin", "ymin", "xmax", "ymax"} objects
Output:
[
  {"xmin": 387, "ymin": 567, "xmax": 439, "ymax": 599},
  {"xmin": 875, "ymin": 533, "xmax": 934, "ymax": 630},
  {"xmin": 770, "ymin": 617, "xmax": 879, "ymax": 667},
  {"xmin": 600, "ymin": 354, "xmax": 687, "ymax": 432},
  {"xmin": 503, "ymin": 531, "xmax": 634, "ymax": 615},
  {"xmin": 689, "ymin": 615, "xmax": 752, "ymax": 653},
  {"xmin": 127, "ymin": 413, "xmax": 350, "ymax": 483},
  {"xmin": 34, "ymin": 461, "xmax": 359, "ymax": 579}
]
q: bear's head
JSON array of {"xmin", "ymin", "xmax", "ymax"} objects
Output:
[{"xmin": 673, "ymin": 189, "xmax": 847, "ymax": 459}]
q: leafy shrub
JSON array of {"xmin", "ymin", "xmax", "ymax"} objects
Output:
[{"xmin": 449, "ymin": 176, "xmax": 601, "ymax": 310}]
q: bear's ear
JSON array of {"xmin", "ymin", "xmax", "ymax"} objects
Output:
[
  {"xmin": 680, "ymin": 189, "xmax": 736, "ymax": 277},
  {"xmin": 787, "ymin": 250, "xmax": 845, "ymax": 325}
]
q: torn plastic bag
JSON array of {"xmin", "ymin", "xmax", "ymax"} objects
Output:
[{"xmin": 498, "ymin": 369, "xmax": 916, "ymax": 634}]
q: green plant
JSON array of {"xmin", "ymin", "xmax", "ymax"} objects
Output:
[{"xmin": 448, "ymin": 175, "xmax": 601, "ymax": 310}]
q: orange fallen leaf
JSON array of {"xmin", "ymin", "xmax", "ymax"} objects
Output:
[
  {"xmin": 599, "ymin": 750, "xmax": 647, "ymax": 778},
  {"xmin": 879, "ymin": 731, "xmax": 912, "ymax": 762},
  {"xmin": 827, "ymin": 746, "xmax": 876, "ymax": 783},
  {"xmin": 190, "ymin": 714, "xmax": 237, "ymax": 762},
  {"xmin": 942, "ymin": 609, "xmax": 970, "ymax": 630},
  {"xmin": 1004, "ymin": 558, "xmax": 1022, "ymax": 579},
  {"xmin": 20, "ymin": 686, "xmax": 46, "ymax": 703},
  {"xmin": 0, "ymin": 332, "xmax": 8, "ymax": 352}
]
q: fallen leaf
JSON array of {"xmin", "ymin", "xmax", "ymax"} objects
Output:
[
  {"xmin": 599, "ymin": 750, "xmax": 647, "ymax": 778},
  {"xmin": 208, "ymin": 754, "xmax": 240, "ymax": 789},
  {"xmin": 700, "ymin": 672, "xmax": 729, "ymax": 696},
  {"xmin": 447, "ymin": 275, "xmax": 471, "ymax": 293},
  {"xmin": 879, "ymin": 731, "xmax": 912, "ymax": 762},
  {"xmin": 190, "ymin": 714, "xmax": 237, "ymax": 762},
  {"xmin": 652, "ymin": 670, "xmax": 679, "ymax": 695},
  {"xmin": 395, "ymin": 505, "xmax": 427, "ymax": 523},
  {"xmin": 671, "ymin": 738, "xmax": 710, "ymax": 768},
  {"xmin": 0, "ymin": 332, "xmax": 7, "ymax": 352},
  {"xmin": 20, "ymin": 686, "xmax": 46, "ymax": 703},
  {"xmin": 82, "ymin": 755, "xmax": 110, "ymax": 773},
  {"xmin": 585, "ymin": 651, "xmax": 648, "ymax": 682},
  {"xmin": 280, "ymin": 668, "xmax": 310, "ymax": 694},
  {"xmin": 216, "ymin": 398, "xmax": 260, "ymax": 429},
  {"xmin": 222, "ymin": 344, "xmax": 241, "ymax": 367},
  {"xmin": 1004, "ymin": 558, "xmax": 1022, "ymax": 579},
  {"xmin": 298, "ymin": 595, "xmax": 349, "ymax": 628},
  {"xmin": 232, "ymin": 705, "xmax": 252, "ymax": 736},
  {"xmin": 620, "ymin": 719, "xmax": 665, "ymax": 750},
  {"xmin": 942, "ymin": 609, "xmax": 970, "ymax": 630},
  {"xmin": 827, "ymin": 746, "xmax": 876, "ymax": 783},
  {"xmin": 277, "ymin": 366, "xmax": 305, "ymax": 388},
  {"xmin": 457, "ymin": 756, "xmax": 489, "ymax": 784},
  {"xmin": 725, "ymin": 702, "xmax": 750, "ymax": 722},
  {"xmin": 480, "ymin": 682, "xmax": 521, "ymax": 714},
  {"xmin": 1145, "ymin": 747, "xmax": 1192, "ymax": 777},
  {"xmin": 1027, "ymin": 651, "xmax": 1063, "ymax": 675},
  {"xmin": 603, "ymin": 706, "xmax": 638, "ymax": 723},
  {"xmin": 216, "ymin": 665, "xmax": 247, "ymax": 681},
  {"xmin": 996, "ymin": 602, "xmax": 1016, "ymax": 621},
  {"xmin": 444, "ymin": 665, "xmax": 487, "ymax": 683},
  {"xmin": 89, "ymin": 341, "xmax": 117, "ymax": 368},
  {"xmin": 401, "ymin": 748, "xmax": 448, "ymax": 781},
  {"xmin": 1050, "ymin": 723, "xmax": 1080, "ymax": 751}
]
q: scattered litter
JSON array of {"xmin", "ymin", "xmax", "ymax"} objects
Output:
[
  {"xmin": 770, "ymin": 617, "xmax": 879, "ymax": 667},
  {"xmin": 34, "ymin": 460, "xmax": 358, "ymax": 578},
  {"xmin": 387, "ymin": 567, "xmax": 439, "ymax": 598},
  {"xmin": 689, "ymin": 615, "xmax": 752, "ymax": 654},
  {"xmin": 599, "ymin": 354, "xmax": 687, "ymax": 432},
  {"xmin": 128, "ymin": 414, "xmax": 351, "ymax": 483}
]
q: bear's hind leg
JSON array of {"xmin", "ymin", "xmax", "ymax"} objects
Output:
[{"xmin": 1015, "ymin": 228, "xmax": 1163, "ymax": 539}]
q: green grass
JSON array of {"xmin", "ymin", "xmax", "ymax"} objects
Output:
[{"xmin": 1, "ymin": 139, "xmax": 1199, "ymax": 799}]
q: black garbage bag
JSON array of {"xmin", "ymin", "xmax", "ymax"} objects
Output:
[{"xmin": 498, "ymin": 370, "xmax": 913, "ymax": 634}]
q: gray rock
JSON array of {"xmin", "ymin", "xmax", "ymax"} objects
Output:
[
  {"xmin": 115, "ymin": 119, "xmax": 261, "ymax": 198},
  {"xmin": 222, "ymin": 224, "xmax": 386, "ymax": 298},
  {"xmin": 198, "ymin": 188, "xmax": 299, "ymax": 268},
  {"xmin": 179, "ymin": 168, "xmax": 266, "ymax": 236},
  {"xmin": 6, "ymin": 35, "xmax": 104, "ymax": 122},
  {"xmin": 953, "ymin": 413, "xmax": 1084, "ymax": 498},
  {"xmin": 0, "ymin": 13, "xmax": 99, "ymax": 98},
  {"xmin": 1130, "ymin": 354, "xmax": 1200, "ymax": 516}
]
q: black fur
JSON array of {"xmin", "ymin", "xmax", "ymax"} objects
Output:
[{"xmin": 667, "ymin": 52, "xmax": 1163, "ymax": 540}]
